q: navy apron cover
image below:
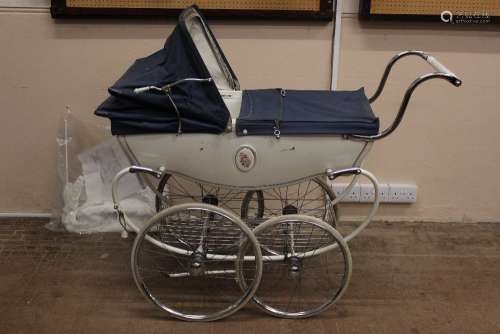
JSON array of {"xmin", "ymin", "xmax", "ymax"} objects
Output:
[
  {"xmin": 235, "ymin": 88, "xmax": 380, "ymax": 136},
  {"xmin": 95, "ymin": 6, "xmax": 235, "ymax": 135}
]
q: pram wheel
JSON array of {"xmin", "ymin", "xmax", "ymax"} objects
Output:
[
  {"xmin": 131, "ymin": 203, "xmax": 263, "ymax": 321},
  {"xmin": 240, "ymin": 178, "xmax": 337, "ymax": 227},
  {"xmin": 239, "ymin": 214, "xmax": 351, "ymax": 319},
  {"xmin": 240, "ymin": 190, "xmax": 264, "ymax": 221}
]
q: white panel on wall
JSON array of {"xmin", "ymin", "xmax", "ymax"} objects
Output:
[
  {"xmin": 0, "ymin": 0, "xmax": 50, "ymax": 8},
  {"xmin": 343, "ymin": 0, "xmax": 359, "ymax": 14}
]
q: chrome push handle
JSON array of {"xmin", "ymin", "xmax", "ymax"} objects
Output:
[
  {"xmin": 368, "ymin": 51, "xmax": 461, "ymax": 103},
  {"xmin": 424, "ymin": 53, "xmax": 462, "ymax": 86},
  {"xmin": 353, "ymin": 51, "xmax": 462, "ymax": 141}
]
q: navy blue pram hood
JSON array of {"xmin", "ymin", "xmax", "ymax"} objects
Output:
[{"xmin": 95, "ymin": 6, "xmax": 237, "ymax": 135}]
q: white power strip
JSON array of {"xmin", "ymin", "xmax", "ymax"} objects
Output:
[{"xmin": 331, "ymin": 183, "xmax": 417, "ymax": 203}]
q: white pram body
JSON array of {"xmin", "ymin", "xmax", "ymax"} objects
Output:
[{"xmin": 123, "ymin": 89, "xmax": 371, "ymax": 189}]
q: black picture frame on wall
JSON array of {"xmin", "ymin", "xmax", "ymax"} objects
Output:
[
  {"xmin": 359, "ymin": 0, "xmax": 499, "ymax": 24},
  {"xmin": 51, "ymin": 0, "xmax": 334, "ymax": 20}
]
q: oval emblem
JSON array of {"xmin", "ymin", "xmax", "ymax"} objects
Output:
[{"xmin": 235, "ymin": 146, "xmax": 256, "ymax": 172}]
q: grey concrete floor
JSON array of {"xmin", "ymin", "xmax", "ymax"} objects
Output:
[{"xmin": 0, "ymin": 220, "xmax": 499, "ymax": 334}]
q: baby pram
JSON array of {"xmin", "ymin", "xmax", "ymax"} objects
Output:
[{"xmin": 96, "ymin": 6, "xmax": 461, "ymax": 321}]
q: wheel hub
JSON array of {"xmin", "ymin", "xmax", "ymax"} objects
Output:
[
  {"xmin": 189, "ymin": 252, "xmax": 206, "ymax": 277},
  {"xmin": 288, "ymin": 256, "xmax": 302, "ymax": 278}
]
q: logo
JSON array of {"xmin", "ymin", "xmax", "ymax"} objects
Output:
[
  {"xmin": 441, "ymin": 10, "xmax": 490, "ymax": 24},
  {"xmin": 239, "ymin": 152, "xmax": 251, "ymax": 168},
  {"xmin": 440, "ymin": 10, "xmax": 453, "ymax": 23},
  {"xmin": 235, "ymin": 146, "xmax": 256, "ymax": 172}
]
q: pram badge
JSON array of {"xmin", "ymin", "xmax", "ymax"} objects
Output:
[{"xmin": 235, "ymin": 145, "xmax": 256, "ymax": 172}]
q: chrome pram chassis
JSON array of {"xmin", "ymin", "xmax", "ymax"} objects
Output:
[
  {"xmin": 102, "ymin": 5, "xmax": 461, "ymax": 323},
  {"xmin": 109, "ymin": 51, "xmax": 461, "ymax": 321}
]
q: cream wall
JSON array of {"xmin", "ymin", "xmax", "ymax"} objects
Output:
[
  {"xmin": 338, "ymin": 20, "xmax": 500, "ymax": 222},
  {"xmin": 0, "ymin": 8, "xmax": 499, "ymax": 222}
]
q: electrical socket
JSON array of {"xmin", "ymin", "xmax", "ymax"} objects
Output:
[
  {"xmin": 378, "ymin": 184, "xmax": 390, "ymax": 202},
  {"xmin": 389, "ymin": 185, "xmax": 401, "ymax": 202},
  {"xmin": 332, "ymin": 183, "xmax": 360, "ymax": 202},
  {"xmin": 406, "ymin": 185, "xmax": 417, "ymax": 202},
  {"xmin": 347, "ymin": 183, "xmax": 361, "ymax": 202},
  {"xmin": 388, "ymin": 184, "xmax": 417, "ymax": 203},
  {"xmin": 359, "ymin": 183, "xmax": 375, "ymax": 202},
  {"xmin": 360, "ymin": 183, "xmax": 390, "ymax": 203}
]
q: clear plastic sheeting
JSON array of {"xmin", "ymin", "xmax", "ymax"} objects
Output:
[{"xmin": 51, "ymin": 108, "xmax": 155, "ymax": 233}]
